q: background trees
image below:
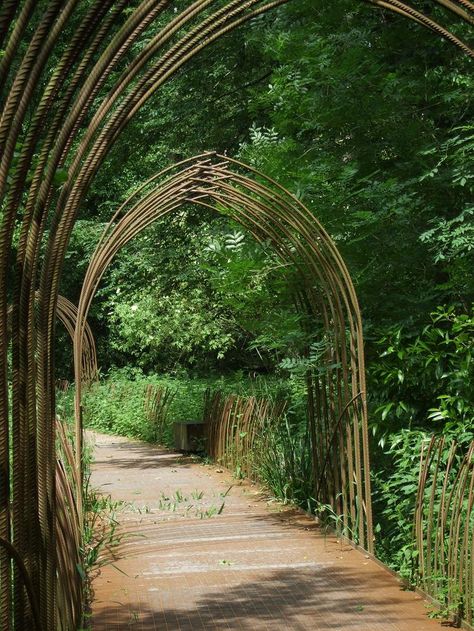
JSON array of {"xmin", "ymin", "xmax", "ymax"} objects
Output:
[{"xmin": 59, "ymin": 1, "xmax": 472, "ymax": 439}]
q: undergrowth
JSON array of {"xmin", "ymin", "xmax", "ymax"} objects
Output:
[{"xmin": 82, "ymin": 368, "xmax": 297, "ymax": 447}]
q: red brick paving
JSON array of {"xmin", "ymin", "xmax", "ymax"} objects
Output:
[{"xmin": 89, "ymin": 432, "xmax": 444, "ymax": 630}]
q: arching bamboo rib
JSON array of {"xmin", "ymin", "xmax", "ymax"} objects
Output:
[
  {"xmin": 366, "ymin": 0, "xmax": 474, "ymax": 57},
  {"xmin": 0, "ymin": 536, "xmax": 42, "ymax": 631},
  {"xmin": 6, "ymin": 295, "xmax": 97, "ymax": 385},
  {"xmin": 434, "ymin": 0, "xmax": 474, "ymax": 24}
]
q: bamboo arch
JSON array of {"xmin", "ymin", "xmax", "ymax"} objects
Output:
[
  {"xmin": 74, "ymin": 152, "xmax": 373, "ymax": 550},
  {"xmin": 0, "ymin": 1, "xmax": 472, "ymax": 629}
]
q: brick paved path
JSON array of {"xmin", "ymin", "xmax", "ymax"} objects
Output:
[{"xmin": 89, "ymin": 432, "xmax": 443, "ymax": 630}]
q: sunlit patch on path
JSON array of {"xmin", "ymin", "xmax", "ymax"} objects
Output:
[{"xmin": 89, "ymin": 432, "xmax": 442, "ymax": 630}]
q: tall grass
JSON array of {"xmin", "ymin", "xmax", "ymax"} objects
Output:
[{"xmin": 255, "ymin": 415, "xmax": 313, "ymax": 509}]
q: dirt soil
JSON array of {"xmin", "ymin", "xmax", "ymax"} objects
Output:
[{"xmin": 88, "ymin": 431, "xmax": 444, "ymax": 630}]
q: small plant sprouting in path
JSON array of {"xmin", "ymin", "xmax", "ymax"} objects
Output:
[
  {"xmin": 83, "ymin": 478, "xmax": 128, "ymax": 571},
  {"xmin": 153, "ymin": 486, "xmax": 233, "ymax": 519}
]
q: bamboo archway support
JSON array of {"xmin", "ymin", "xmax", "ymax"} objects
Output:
[{"xmin": 54, "ymin": 295, "xmax": 98, "ymax": 387}]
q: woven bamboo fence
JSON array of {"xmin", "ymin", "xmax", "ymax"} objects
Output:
[
  {"xmin": 414, "ymin": 437, "xmax": 474, "ymax": 626},
  {"xmin": 203, "ymin": 389, "xmax": 287, "ymax": 480},
  {"xmin": 144, "ymin": 384, "xmax": 176, "ymax": 444}
]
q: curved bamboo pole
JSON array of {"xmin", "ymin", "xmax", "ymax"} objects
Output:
[{"xmin": 7, "ymin": 294, "xmax": 98, "ymax": 386}]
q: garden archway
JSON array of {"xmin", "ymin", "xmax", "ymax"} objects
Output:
[
  {"xmin": 74, "ymin": 152, "xmax": 373, "ymax": 552},
  {"xmin": 0, "ymin": 1, "xmax": 472, "ymax": 629}
]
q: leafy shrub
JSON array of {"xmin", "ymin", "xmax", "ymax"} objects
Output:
[
  {"xmin": 368, "ymin": 305, "xmax": 474, "ymax": 443},
  {"xmin": 368, "ymin": 305, "xmax": 473, "ymax": 577},
  {"xmin": 371, "ymin": 430, "xmax": 427, "ymax": 575}
]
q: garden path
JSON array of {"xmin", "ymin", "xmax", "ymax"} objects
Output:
[{"xmin": 89, "ymin": 431, "xmax": 443, "ymax": 631}]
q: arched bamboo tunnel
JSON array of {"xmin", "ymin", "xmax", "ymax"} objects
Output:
[
  {"xmin": 0, "ymin": 1, "xmax": 472, "ymax": 629},
  {"xmin": 73, "ymin": 152, "xmax": 374, "ymax": 554}
]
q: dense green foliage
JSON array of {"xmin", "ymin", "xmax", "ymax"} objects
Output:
[{"xmin": 55, "ymin": 1, "xmax": 473, "ymax": 585}]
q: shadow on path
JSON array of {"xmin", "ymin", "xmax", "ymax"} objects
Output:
[
  {"xmin": 93, "ymin": 566, "xmax": 433, "ymax": 631},
  {"xmin": 89, "ymin": 432, "xmax": 442, "ymax": 631}
]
